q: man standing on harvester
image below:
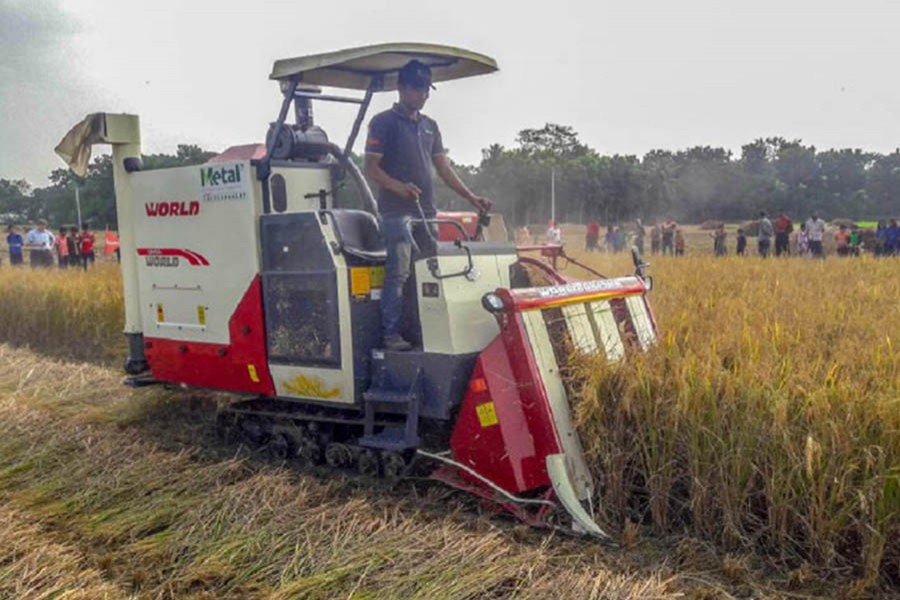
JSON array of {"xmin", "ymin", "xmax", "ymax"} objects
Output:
[{"xmin": 365, "ymin": 60, "xmax": 491, "ymax": 352}]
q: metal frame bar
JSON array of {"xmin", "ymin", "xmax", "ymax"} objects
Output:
[
  {"xmin": 258, "ymin": 78, "xmax": 299, "ymax": 214},
  {"xmin": 343, "ymin": 78, "xmax": 380, "ymax": 159},
  {"xmin": 294, "ymin": 90, "xmax": 364, "ymax": 105}
]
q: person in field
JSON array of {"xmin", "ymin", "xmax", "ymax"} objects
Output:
[
  {"xmin": 78, "ymin": 225, "xmax": 96, "ymax": 270},
  {"xmin": 604, "ymin": 225, "xmax": 617, "ymax": 253},
  {"xmin": 661, "ymin": 220, "xmax": 676, "ymax": 255},
  {"xmin": 757, "ymin": 211, "xmax": 774, "ymax": 258},
  {"xmin": 795, "ymin": 222, "xmax": 809, "ymax": 256},
  {"xmin": 6, "ymin": 225, "xmax": 24, "ymax": 266},
  {"xmin": 805, "ymin": 212, "xmax": 826, "ymax": 258},
  {"xmin": 674, "ymin": 228, "xmax": 685, "ymax": 256},
  {"xmin": 585, "ymin": 219, "xmax": 600, "ymax": 251},
  {"xmin": 874, "ymin": 221, "xmax": 888, "ymax": 256},
  {"xmin": 834, "ymin": 224, "xmax": 850, "ymax": 257},
  {"xmin": 736, "ymin": 228, "xmax": 747, "ymax": 256},
  {"xmin": 66, "ymin": 227, "xmax": 80, "ymax": 269},
  {"xmin": 545, "ymin": 220, "xmax": 561, "ymax": 244},
  {"xmin": 773, "ymin": 212, "xmax": 793, "ymax": 257},
  {"xmin": 515, "ymin": 225, "xmax": 530, "ymax": 246},
  {"xmin": 633, "ymin": 219, "xmax": 646, "ymax": 255},
  {"xmin": 54, "ymin": 227, "xmax": 70, "ymax": 268},
  {"xmin": 25, "ymin": 219, "xmax": 55, "ymax": 268},
  {"xmin": 710, "ymin": 223, "xmax": 727, "ymax": 256},
  {"xmin": 849, "ymin": 228, "xmax": 861, "ymax": 256},
  {"xmin": 650, "ymin": 223, "xmax": 661, "ymax": 255},
  {"xmin": 886, "ymin": 219, "xmax": 900, "ymax": 256}
]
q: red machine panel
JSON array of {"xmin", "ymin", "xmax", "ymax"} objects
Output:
[
  {"xmin": 435, "ymin": 211, "xmax": 479, "ymax": 242},
  {"xmin": 144, "ymin": 276, "xmax": 275, "ymax": 395},
  {"xmin": 450, "ymin": 326, "xmax": 563, "ymax": 495}
]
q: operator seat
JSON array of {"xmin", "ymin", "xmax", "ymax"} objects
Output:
[{"xmin": 328, "ymin": 209, "xmax": 386, "ymax": 262}]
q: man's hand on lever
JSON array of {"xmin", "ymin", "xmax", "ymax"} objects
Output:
[{"xmin": 469, "ymin": 195, "xmax": 492, "ymax": 215}]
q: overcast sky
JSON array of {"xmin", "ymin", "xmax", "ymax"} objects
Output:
[{"xmin": 3, "ymin": 0, "xmax": 900, "ymax": 186}]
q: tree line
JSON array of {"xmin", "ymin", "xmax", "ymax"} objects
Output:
[
  {"xmin": 436, "ymin": 124, "xmax": 900, "ymax": 226},
  {"xmin": 3, "ymin": 125, "xmax": 899, "ymax": 227}
]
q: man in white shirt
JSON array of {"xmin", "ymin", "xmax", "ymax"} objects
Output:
[
  {"xmin": 545, "ymin": 220, "xmax": 561, "ymax": 244},
  {"xmin": 757, "ymin": 211, "xmax": 774, "ymax": 258},
  {"xmin": 805, "ymin": 211, "xmax": 826, "ymax": 258},
  {"xmin": 25, "ymin": 219, "xmax": 55, "ymax": 268}
]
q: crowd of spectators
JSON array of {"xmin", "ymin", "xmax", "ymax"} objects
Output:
[{"xmin": 4, "ymin": 222, "xmax": 96, "ymax": 269}]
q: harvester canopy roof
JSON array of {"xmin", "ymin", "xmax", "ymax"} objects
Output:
[{"xmin": 269, "ymin": 43, "xmax": 498, "ymax": 91}]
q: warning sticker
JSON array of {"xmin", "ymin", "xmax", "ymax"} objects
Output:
[
  {"xmin": 197, "ymin": 305, "xmax": 207, "ymax": 325},
  {"xmin": 247, "ymin": 364, "xmax": 260, "ymax": 383},
  {"xmin": 350, "ymin": 267, "xmax": 371, "ymax": 296},
  {"xmin": 476, "ymin": 402, "xmax": 499, "ymax": 428},
  {"xmin": 369, "ymin": 266, "xmax": 385, "ymax": 289}
]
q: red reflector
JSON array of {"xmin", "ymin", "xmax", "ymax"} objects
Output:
[{"xmin": 470, "ymin": 378, "xmax": 487, "ymax": 393}]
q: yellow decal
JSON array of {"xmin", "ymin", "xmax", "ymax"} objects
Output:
[
  {"xmin": 350, "ymin": 267, "xmax": 371, "ymax": 296},
  {"xmin": 156, "ymin": 303, "xmax": 165, "ymax": 322},
  {"xmin": 476, "ymin": 402, "xmax": 499, "ymax": 428},
  {"xmin": 197, "ymin": 305, "xmax": 207, "ymax": 325},
  {"xmin": 369, "ymin": 266, "xmax": 385, "ymax": 289},
  {"xmin": 247, "ymin": 364, "xmax": 260, "ymax": 383},
  {"xmin": 283, "ymin": 375, "xmax": 341, "ymax": 399}
]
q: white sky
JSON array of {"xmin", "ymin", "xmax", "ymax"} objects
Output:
[{"xmin": 3, "ymin": 0, "xmax": 900, "ymax": 186}]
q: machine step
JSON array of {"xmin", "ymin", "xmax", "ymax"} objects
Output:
[
  {"xmin": 362, "ymin": 368, "xmax": 424, "ymax": 451},
  {"xmin": 362, "ymin": 388, "xmax": 415, "ymax": 405},
  {"xmin": 358, "ymin": 427, "xmax": 410, "ymax": 451}
]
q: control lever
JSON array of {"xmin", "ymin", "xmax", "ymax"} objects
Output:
[
  {"xmin": 410, "ymin": 195, "xmax": 476, "ymax": 281},
  {"xmin": 631, "ymin": 246, "xmax": 653, "ymax": 291}
]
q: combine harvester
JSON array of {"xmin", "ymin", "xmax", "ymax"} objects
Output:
[{"xmin": 57, "ymin": 43, "xmax": 657, "ymax": 539}]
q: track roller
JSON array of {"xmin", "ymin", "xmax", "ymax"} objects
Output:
[
  {"xmin": 381, "ymin": 451, "xmax": 408, "ymax": 481},
  {"xmin": 239, "ymin": 416, "xmax": 271, "ymax": 447},
  {"xmin": 297, "ymin": 437, "xmax": 324, "ymax": 465},
  {"xmin": 356, "ymin": 449, "xmax": 381, "ymax": 477},
  {"xmin": 325, "ymin": 443, "xmax": 353, "ymax": 468},
  {"xmin": 267, "ymin": 431, "xmax": 297, "ymax": 461}
]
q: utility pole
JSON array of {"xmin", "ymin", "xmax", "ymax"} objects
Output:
[
  {"xmin": 550, "ymin": 167, "xmax": 556, "ymax": 223},
  {"xmin": 74, "ymin": 184, "xmax": 83, "ymax": 229}
]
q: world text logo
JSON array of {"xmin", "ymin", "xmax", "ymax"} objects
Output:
[{"xmin": 145, "ymin": 201, "xmax": 200, "ymax": 217}]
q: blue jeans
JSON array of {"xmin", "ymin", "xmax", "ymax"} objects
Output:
[{"xmin": 380, "ymin": 216, "xmax": 435, "ymax": 338}]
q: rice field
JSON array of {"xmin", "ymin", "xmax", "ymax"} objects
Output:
[{"xmin": 0, "ymin": 244, "xmax": 898, "ymax": 598}]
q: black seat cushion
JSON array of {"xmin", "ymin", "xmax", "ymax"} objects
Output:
[{"xmin": 329, "ymin": 209, "xmax": 386, "ymax": 262}]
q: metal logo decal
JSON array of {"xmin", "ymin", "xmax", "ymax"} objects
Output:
[{"xmin": 199, "ymin": 162, "xmax": 248, "ymax": 202}]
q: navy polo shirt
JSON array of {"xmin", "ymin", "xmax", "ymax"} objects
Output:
[{"xmin": 365, "ymin": 104, "xmax": 444, "ymax": 218}]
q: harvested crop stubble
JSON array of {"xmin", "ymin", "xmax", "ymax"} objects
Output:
[
  {"xmin": 0, "ymin": 506, "xmax": 129, "ymax": 599},
  {"xmin": 568, "ymin": 253, "xmax": 900, "ymax": 593},
  {"xmin": 0, "ymin": 345, "xmax": 691, "ymax": 599}
]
